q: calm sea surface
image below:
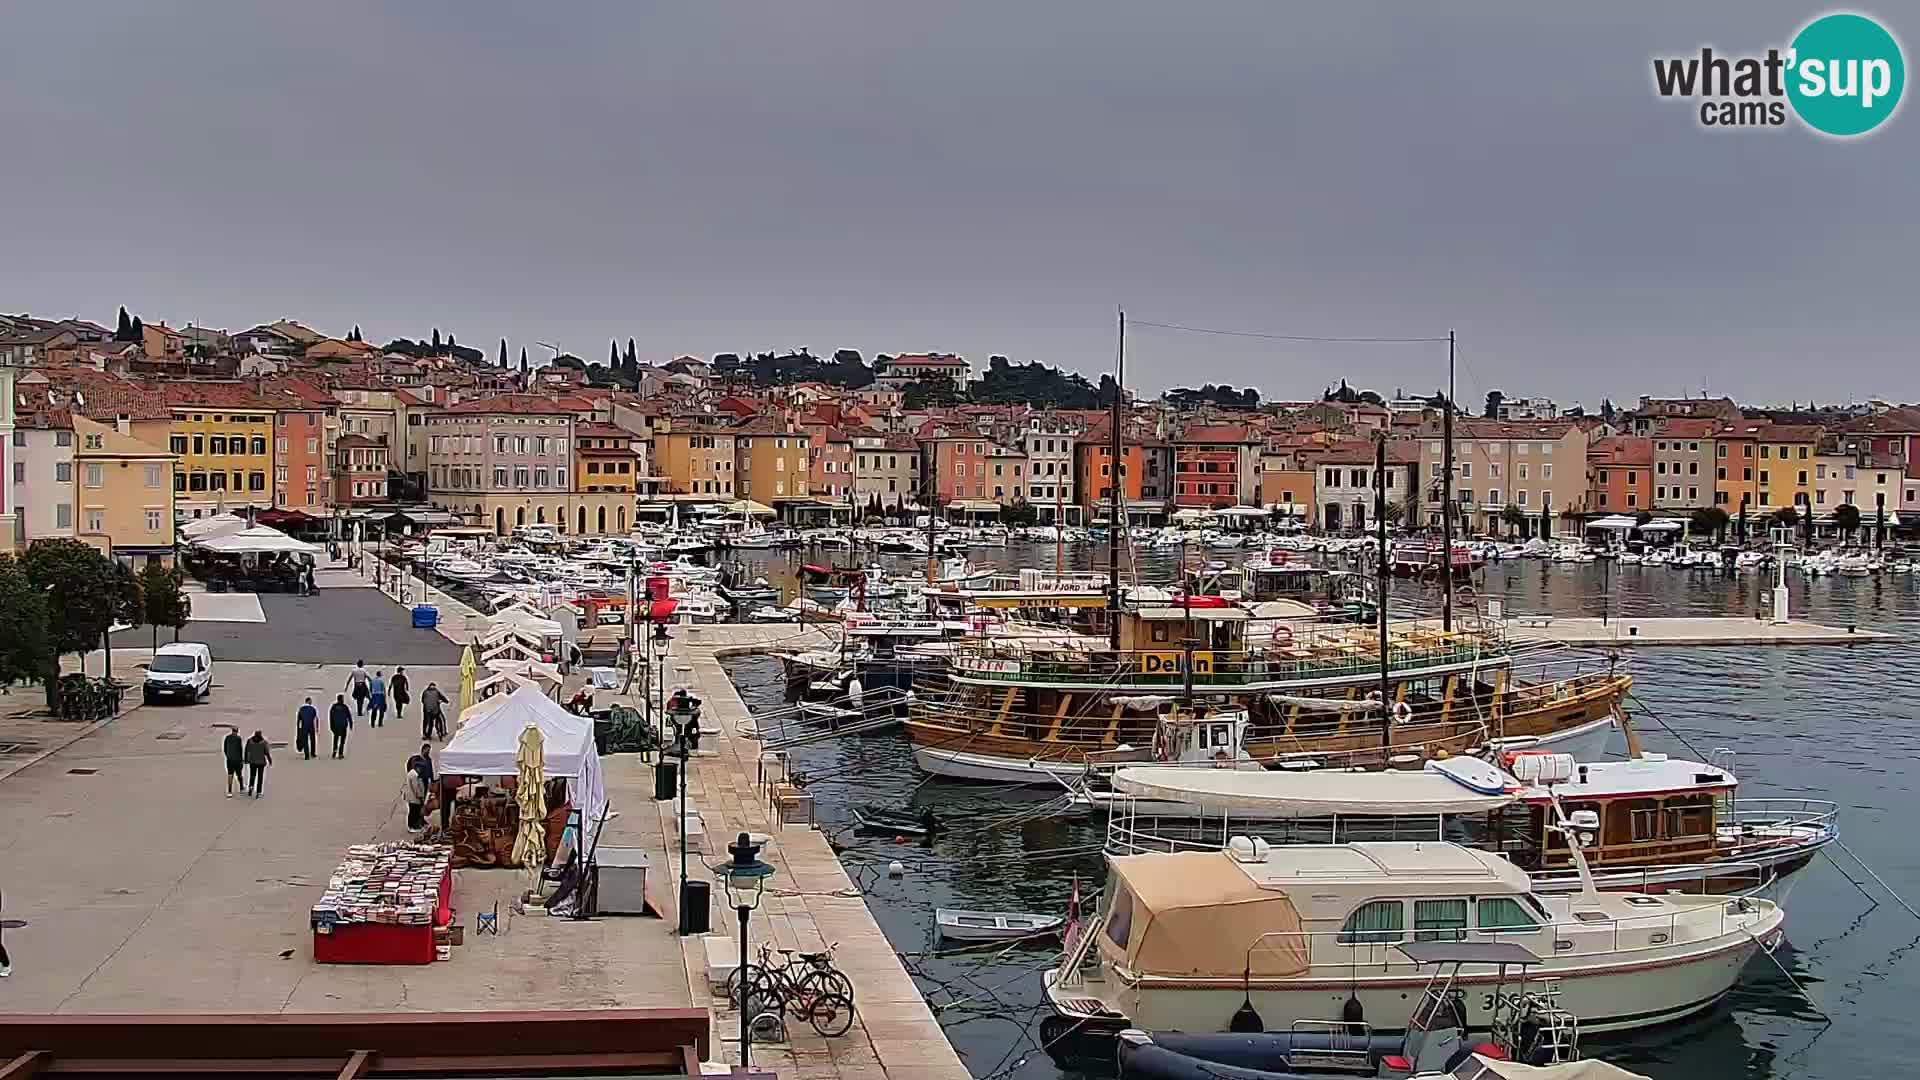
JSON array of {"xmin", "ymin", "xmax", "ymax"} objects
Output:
[{"xmin": 718, "ymin": 542, "xmax": 1920, "ymax": 1080}]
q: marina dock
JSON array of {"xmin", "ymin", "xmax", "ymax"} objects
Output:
[{"xmin": 1508, "ymin": 615, "xmax": 1896, "ymax": 647}]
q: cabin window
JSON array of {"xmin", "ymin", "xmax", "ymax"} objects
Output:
[
  {"xmin": 1104, "ymin": 883, "xmax": 1135, "ymax": 950},
  {"xmin": 1413, "ymin": 899, "xmax": 1468, "ymax": 942},
  {"xmin": 1629, "ymin": 804, "xmax": 1662, "ymax": 842},
  {"xmin": 1151, "ymin": 624, "xmax": 1170, "ymax": 644},
  {"xmin": 1665, "ymin": 799, "xmax": 1713, "ymax": 838},
  {"xmin": 1337, "ymin": 900, "xmax": 1405, "ymax": 945},
  {"xmin": 1476, "ymin": 897, "xmax": 1540, "ymax": 933}
]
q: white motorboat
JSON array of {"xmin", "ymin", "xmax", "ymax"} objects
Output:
[
  {"xmin": 936, "ymin": 907, "xmax": 1066, "ymax": 943},
  {"xmin": 1045, "ymin": 839, "xmax": 1783, "ymax": 1037}
]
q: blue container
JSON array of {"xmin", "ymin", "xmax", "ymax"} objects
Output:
[{"xmin": 411, "ymin": 604, "xmax": 440, "ymax": 629}]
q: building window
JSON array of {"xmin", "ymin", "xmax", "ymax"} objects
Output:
[
  {"xmin": 144, "ymin": 463, "xmax": 163, "ymax": 488},
  {"xmin": 56, "ymin": 503, "xmax": 72, "ymax": 529},
  {"xmin": 145, "ymin": 508, "xmax": 164, "ymax": 532},
  {"xmin": 85, "ymin": 510, "xmax": 104, "ymax": 533},
  {"xmin": 84, "ymin": 463, "xmax": 104, "ymax": 488}
]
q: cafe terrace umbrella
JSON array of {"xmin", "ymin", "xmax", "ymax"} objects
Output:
[
  {"xmin": 512, "ymin": 723, "xmax": 548, "ymax": 895},
  {"xmin": 458, "ymin": 644, "xmax": 477, "ymax": 718}
]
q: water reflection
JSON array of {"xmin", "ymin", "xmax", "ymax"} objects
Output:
[{"xmin": 721, "ymin": 544, "xmax": 1916, "ymax": 1080}]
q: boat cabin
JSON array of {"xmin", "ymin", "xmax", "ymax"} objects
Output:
[
  {"xmin": 1500, "ymin": 754, "xmax": 1734, "ymax": 872},
  {"xmin": 1118, "ymin": 604, "xmax": 1249, "ymax": 671}
]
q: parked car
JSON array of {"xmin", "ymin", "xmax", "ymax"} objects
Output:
[{"xmin": 143, "ymin": 642, "xmax": 213, "ymax": 705}]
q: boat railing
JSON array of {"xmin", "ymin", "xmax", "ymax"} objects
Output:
[
  {"xmin": 949, "ymin": 639, "xmax": 1512, "ymax": 688},
  {"xmin": 1725, "ymin": 799, "xmax": 1841, "ymax": 840}
]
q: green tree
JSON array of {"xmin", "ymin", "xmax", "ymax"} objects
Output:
[
  {"xmin": 1483, "ymin": 390, "xmax": 1505, "ymax": 419},
  {"xmin": 610, "ymin": 340, "xmax": 620, "ymax": 368},
  {"xmin": 1499, "ymin": 503, "xmax": 1527, "ymax": 538},
  {"xmin": 1772, "ymin": 506, "xmax": 1800, "ymax": 528},
  {"xmin": 349, "ymin": 324, "xmax": 363, "ymax": 342},
  {"xmin": 115, "ymin": 306, "xmax": 133, "ymax": 341},
  {"xmin": 1689, "ymin": 506, "xmax": 1730, "ymax": 543},
  {"xmin": 519, "ymin": 347, "xmax": 529, "ymax": 373},
  {"xmin": 22, "ymin": 539, "xmax": 122, "ymax": 706},
  {"xmin": 499, "ymin": 338, "xmax": 508, "ymax": 368},
  {"xmin": 431, "ymin": 328, "xmax": 441, "ymax": 351},
  {"xmin": 1833, "ymin": 502, "xmax": 1862, "ymax": 541},
  {"xmin": 1001, "ymin": 499, "xmax": 1039, "ymax": 526},
  {"xmin": 0, "ymin": 555, "xmax": 50, "ymax": 690},
  {"xmin": 138, "ymin": 563, "xmax": 192, "ymax": 651},
  {"xmin": 903, "ymin": 377, "xmax": 964, "ymax": 409},
  {"xmin": 130, "ymin": 315, "xmax": 144, "ymax": 341}
]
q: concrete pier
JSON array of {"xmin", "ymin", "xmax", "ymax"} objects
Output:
[{"xmin": 1507, "ymin": 615, "xmax": 1895, "ymax": 647}]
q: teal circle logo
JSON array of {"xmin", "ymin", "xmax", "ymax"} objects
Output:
[{"xmin": 1787, "ymin": 13, "xmax": 1904, "ymax": 136}]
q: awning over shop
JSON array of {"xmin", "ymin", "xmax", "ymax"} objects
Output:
[
  {"xmin": 193, "ymin": 525, "xmax": 322, "ymax": 555},
  {"xmin": 1586, "ymin": 514, "xmax": 1639, "ymax": 530}
]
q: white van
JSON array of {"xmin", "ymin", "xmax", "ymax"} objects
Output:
[{"xmin": 144, "ymin": 642, "xmax": 213, "ymax": 705}]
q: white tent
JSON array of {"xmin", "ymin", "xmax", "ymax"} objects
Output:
[
  {"xmin": 1586, "ymin": 515, "xmax": 1639, "ymax": 531},
  {"xmin": 490, "ymin": 604, "xmax": 563, "ymax": 640},
  {"xmin": 180, "ymin": 512, "xmax": 248, "ymax": 540},
  {"xmin": 194, "ymin": 525, "xmax": 322, "ymax": 555},
  {"xmin": 1170, "ymin": 508, "xmax": 1213, "ymax": 522},
  {"xmin": 1638, "ymin": 520, "xmax": 1684, "ymax": 532},
  {"xmin": 1215, "ymin": 506, "xmax": 1269, "ymax": 519},
  {"xmin": 440, "ymin": 684, "xmax": 609, "ymax": 851}
]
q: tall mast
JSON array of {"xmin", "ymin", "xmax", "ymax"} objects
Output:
[
  {"xmin": 1441, "ymin": 329, "xmax": 1455, "ymax": 632},
  {"xmin": 1108, "ymin": 308, "xmax": 1125, "ymax": 651},
  {"xmin": 1375, "ymin": 432, "xmax": 1392, "ymax": 750}
]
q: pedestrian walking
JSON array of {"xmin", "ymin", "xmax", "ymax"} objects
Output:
[
  {"xmin": 243, "ymin": 730, "xmax": 272, "ymax": 797},
  {"xmin": 222, "ymin": 728, "xmax": 244, "ymax": 797},
  {"xmin": 346, "ymin": 661, "xmax": 371, "ymax": 716},
  {"xmin": 329, "ymin": 694, "xmax": 353, "ymax": 758},
  {"xmin": 295, "ymin": 697, "xmax": 318, "ymax": 760},
  {"xmin": 368, "ymin": 670, "xmax": 388, "ymax": 728},
  {"xmin": 303, "ymin": 562, "xmax": 316, "ymax": 596},
  {"xmin": 404, "ymin": 743, "xmax": 435, "ymax": 830},
  {"xmin": 420, "ymin": 681, "xmax": 447, "ymax": 741},
  {"xmin": 390, "ymin": 667, "xmax": 411, "ymax": 722}
]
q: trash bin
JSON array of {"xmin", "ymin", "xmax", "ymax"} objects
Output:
[
  {"xmin": 593, "ymin": 717, "xmax": 613, "ymax": 756},
  {"xmin": 654, "ymin": 760, "xmax": 678, "ymax": 801},
  {"xmin": 411, "ymin": 604, "xmax": 440, "ymax": 629},
  {"xmin": 679, "ymin": 879, "xmax": 711, "ymax": 934}
]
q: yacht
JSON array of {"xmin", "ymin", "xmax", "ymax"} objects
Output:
[{"xmin": 1045, "ymin": 839, "xmax": 1784, "ymax": 1039}]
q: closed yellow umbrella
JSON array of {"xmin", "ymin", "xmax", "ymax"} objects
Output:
[
  {"xmin": 458, "ymin": 645, "xmax": 477, "ymax": 718},
  {"xmin": 512, "ymin": 723, "xmax": 548, "ymax": 897}
]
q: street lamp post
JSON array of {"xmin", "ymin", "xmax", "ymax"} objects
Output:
[
  {"xmin": 714, "ymin": 833, "xmax": 775, "ymax": 1071},
  {"xmin": 671, "ymin": 691, "xmax": 703, "ymax": 935}
]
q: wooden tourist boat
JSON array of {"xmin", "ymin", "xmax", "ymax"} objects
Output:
[{"xmin": 906, "ymin": 603, "xmax": 1630, "ymax": 782}]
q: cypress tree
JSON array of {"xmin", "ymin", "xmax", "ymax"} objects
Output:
[
  {"xmin": 610, "ymin": 340, "xmax": 620, "ymax": 367},
  {"xmin": 130, "ymin": 315, "xmax": 144, "ymax": 340},
  {"xmin": 431, "ymin": 328, "xmax": 441, "ymax": 351},
  {"xmin": 499, "ymin": 338, "xmax": 508, "ymax": 367},
  {"xmin": 625, "ymin": 338, "xmax": 637, "ymax": 366},
  {"xmin": 350, "ymin": 324, "xmax": 362, "ymax": 342},
  {"xmin": 520, "ymin": 347, "xmax": 529, "ymax": 373},
  {"xmin": 116, "ymin": 306, "xmax": 132, "ymax": 341}
]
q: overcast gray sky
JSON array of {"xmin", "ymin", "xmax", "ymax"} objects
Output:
[{"xmin": 2, "ymin": 2, "xmax": 1913, "ymax": 408}]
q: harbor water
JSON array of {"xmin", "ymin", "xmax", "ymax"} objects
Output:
[{"xmin": 719, "ymin": 544, "xmax": 1917, "ymax": 1080}]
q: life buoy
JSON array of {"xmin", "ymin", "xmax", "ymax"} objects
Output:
[
  {"xmin": 1270, "ymin": 625, "xmax": 1294, "ymax": 647},
  {"xmin": 1392, "ymin": 700, "xmax": 1414, "ymax": 725}
]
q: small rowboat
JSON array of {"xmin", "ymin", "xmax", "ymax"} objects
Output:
[
  {"xmin": 797, "ymin": 701, "xmax": 862, "ymax": 726},
  {"xmin": 936, "ymin": 908, "xmax": 1065, "ymax": 943},
  {"xmin": 853, "ymin": 804, "xmax": 938, "ymax": 837}
]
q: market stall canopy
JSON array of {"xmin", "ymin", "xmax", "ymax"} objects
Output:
[
  {"xmin": 180, "ymin": 512, "xmax": 247, "ymax": 540},
  {"xmin": 1101, "ymin": 851, "xmax": 1309, "ymax": 979},
  {"xmin": 439, "ymin": 684, "xmax": 608, "ymax": 848},
  {"xmin": 1111, "ymin": 766, "xmax": 1517, "ymax": 818},
  {"xmin": 489, "ymin": 605, "xmax": 563, "ymax": 639},
  {"xmin": 724, "ymin": 499, "xmax": 777, "ymax": 517},
  {"xmin": 193, "ymin": 525, "xmax": 322, "ymax": 555}
]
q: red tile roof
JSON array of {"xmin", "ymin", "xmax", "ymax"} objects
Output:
[
  {"xmin": 18, "ymin": 370, "xmax": 171, "ymax": 422},
  {"xmin": 1587, "ymin": 435, "xmax": 1653, "ymax": 466},
  {"xmin": 1652, "ymin": 418, "xmax": 1721, "ymax": 438},
  {"xmin": 1176, "ymin": 423, "xmax": 1255, "ymax": 444},
  {"xmin": 443, "ymin": 394, "xmax": 575, "ymax": 416}
]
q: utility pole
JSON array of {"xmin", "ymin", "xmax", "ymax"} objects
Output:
[
  {"xmin": 1440, "ymin": 330, "xmax": 1455, "ymax": 632},
  {"xmin": 1375, "ymin": 433, "xmax": 1392, "ymax": 750},
  {"xmin": 1107, "ymin": 308, "xmax": 1125, "ymax": 652}
]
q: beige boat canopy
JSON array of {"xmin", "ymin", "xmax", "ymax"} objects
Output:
[{"xmin": 1100, "ymin": 851, "xmax": 1310, "ymax": 979}]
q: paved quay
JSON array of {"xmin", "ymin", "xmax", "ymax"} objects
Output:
[
  {"xmin": 4, "ymin": 557, "xmax": 967, "ymax": 1079},
  {"xmin": 1508, "ymin": 615, "xmax": 1896, "ymax": 647},
  {"xmin": 405, "ymin": 569, "xmax": 966, "ymax": 1078}
]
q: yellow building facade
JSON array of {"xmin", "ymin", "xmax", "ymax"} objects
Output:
[
  {"xmin": 166, "ymin": 393, "xmax": 277, "ymax": 516},
  {"xmin": 74, "ymin": 415, "xmax": 178, "ymax": 566}
]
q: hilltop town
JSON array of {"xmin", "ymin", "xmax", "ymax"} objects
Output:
[{"xmin": 2, "ymin": 308, "xmax": 1916, "ymax": 558}]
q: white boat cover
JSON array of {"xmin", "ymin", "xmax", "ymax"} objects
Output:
[
  {"xmin": 440, "ymin": 684, "xmax": 609, "ymax": 850},
  {"xmin": 1453, "ymin": 1057, "xmax": 1651, "ymax": 1080},
  {"xmin": 1110, "ymin": 766, "xmax": 1517, "ymax": 817},
  {"xmin": 180, "ymin": 512, "xmax": 247, "ymax": 540}
]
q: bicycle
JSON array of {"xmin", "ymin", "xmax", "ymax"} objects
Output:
[{"xmin": 726, "ymin": 942, "xmax": 857, "ymax": 1037}]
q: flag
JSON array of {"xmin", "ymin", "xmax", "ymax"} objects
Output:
[{"xmin": 1063, "ymin": 873, "xmax": 1082, "ymax": 955}]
